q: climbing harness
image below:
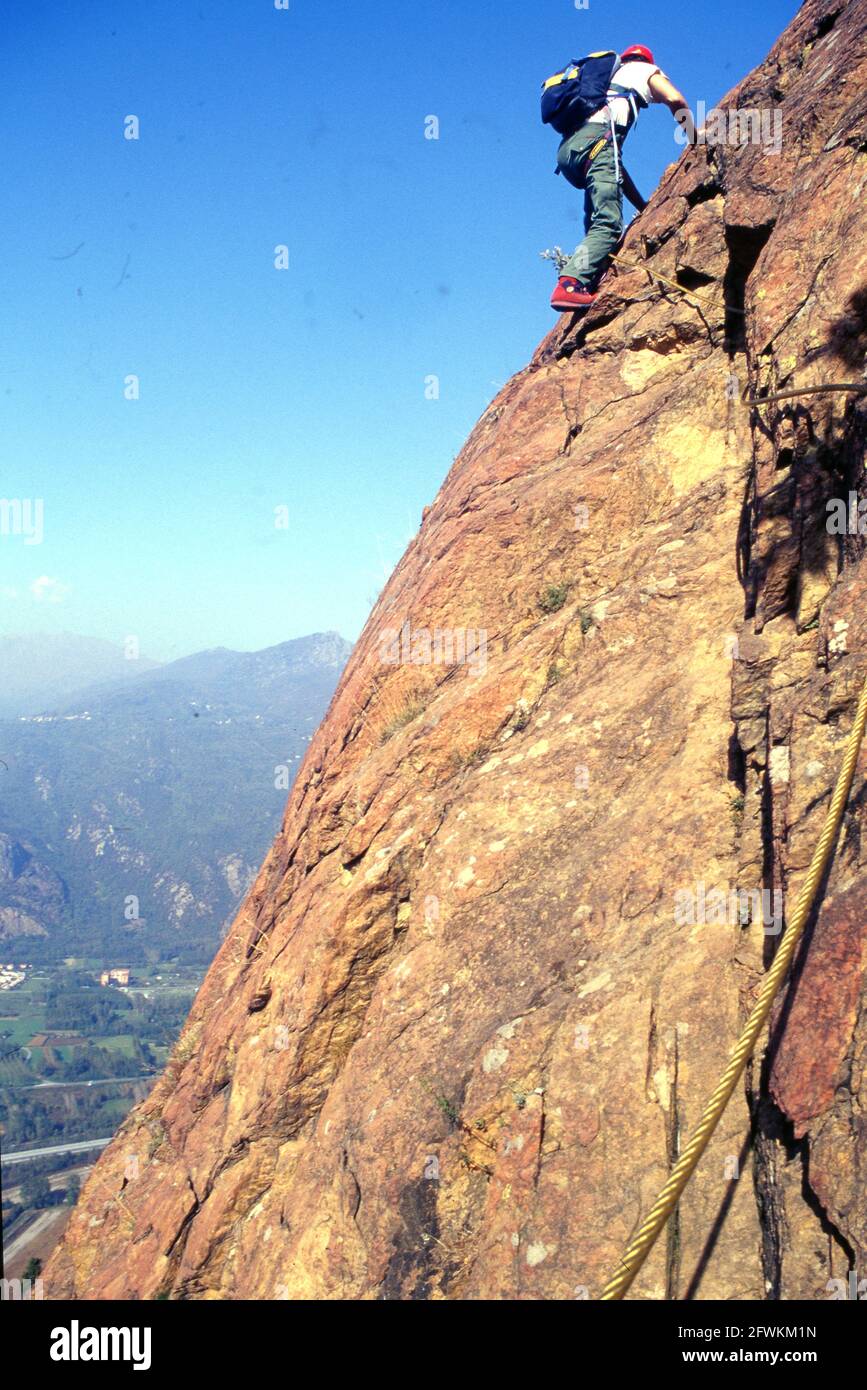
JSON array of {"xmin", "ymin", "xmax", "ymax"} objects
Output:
[
  {"xmin": 609, "ymin": 105, "xmax": 623, "ymax": 188},
  {"xmin": 559, "ymin": 135, "xmax": 646, "ymax": 214},
  {"xmin": 607, "ymin": 86, "xmax": 642, "ymax": 188},
  {"xmin": 601, "ymin": 665, "xmax": 867, "ymax": 1299}
]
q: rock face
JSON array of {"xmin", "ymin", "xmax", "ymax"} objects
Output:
[
  {"xmin": 47, "ymin": 0, "xmax": 867, "ymax": 1300},
  {"xmin": 0, "ymin": 833, "xmax": 67, "ymax": 939}
]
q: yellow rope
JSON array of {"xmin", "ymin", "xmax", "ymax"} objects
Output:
[
  {"xmin": 742, "ymin": 381, "xmax": 867, "ymax": 407},
  {"xmin": 601, "ymin": 663, "xmax": 867, "ymax": 1300},
  {"xmin": 608, "ymin": 254, "xmax": 743, "ymax": 316}
]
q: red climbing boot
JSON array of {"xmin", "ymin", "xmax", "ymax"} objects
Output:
[{"xmin": 551, "ymin": 277, "xmax": 596, "ymax": 312}]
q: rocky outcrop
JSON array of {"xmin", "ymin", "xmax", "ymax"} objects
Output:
[
  {"xmin": 0, "ymin": 833, "xmax": 68, "ymax": 939},
  {"xmin": 47, "ymin": 0, "xmax": 867, "ymax": 1300}
]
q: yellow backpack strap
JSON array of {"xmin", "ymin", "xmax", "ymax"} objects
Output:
[
  {"xmin": 544, "ymin": 68, "xmax": 575, "ymax": 89},
  {"xmin": 543, "ymin": 59, "xmax": 583, "ymax": 90}
]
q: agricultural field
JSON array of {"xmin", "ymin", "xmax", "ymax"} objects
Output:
[
  {"xmin": 1, "ymin": 953, "xmax": 205, "ymax": 1280},
  {"xmin": 1, "ymin": 957, "xmax": 202, "ymax": 1186}
]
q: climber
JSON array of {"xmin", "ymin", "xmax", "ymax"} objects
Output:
[{"xmin": 542, "ymin": 45, "xmax": 690, "ymax": 312}]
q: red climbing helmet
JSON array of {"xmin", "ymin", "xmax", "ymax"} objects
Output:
[{"xmin": 621, "ymin": 44, "xmax": 656, "ymax": 64}]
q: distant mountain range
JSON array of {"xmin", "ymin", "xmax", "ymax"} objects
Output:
[
  {"xmin": 0, "ymin": 633, "xmax": 163, "ymax": 719},
  {"xmin": 0, "ymin": 632, "xmax": 351, "ymax": 957}
]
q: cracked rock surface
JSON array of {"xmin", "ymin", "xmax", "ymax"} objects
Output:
[{"xmin": 47, "ymin": 0, "xmax": 867, "ymax": 1300}]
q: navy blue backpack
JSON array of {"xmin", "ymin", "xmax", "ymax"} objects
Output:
[{"xmin": 541, "ymin": 50, "xmax": 621, "ymax": 137}]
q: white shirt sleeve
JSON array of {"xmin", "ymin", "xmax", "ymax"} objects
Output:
[{"xmin": 645, "ymin": 67, "xmax": 667, "ymax": 102}]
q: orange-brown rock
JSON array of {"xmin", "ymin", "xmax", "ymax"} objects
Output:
[{"xmin": 47, "ymin": 0, "xmax": 867, "ymax": 1300}]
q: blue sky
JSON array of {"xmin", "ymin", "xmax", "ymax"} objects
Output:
[{"xmin": 0, "ymin": 0, "xmax": 796, "ymax": 662}]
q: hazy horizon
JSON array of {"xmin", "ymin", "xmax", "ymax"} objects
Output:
[{"xmin": 0, "ymin": 625, "xmax": 351, "ymax": 665}]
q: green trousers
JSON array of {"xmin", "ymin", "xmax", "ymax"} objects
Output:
[{"xmin": 557, "ymin": 122, "xmax": 624, "ymax": 288}]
